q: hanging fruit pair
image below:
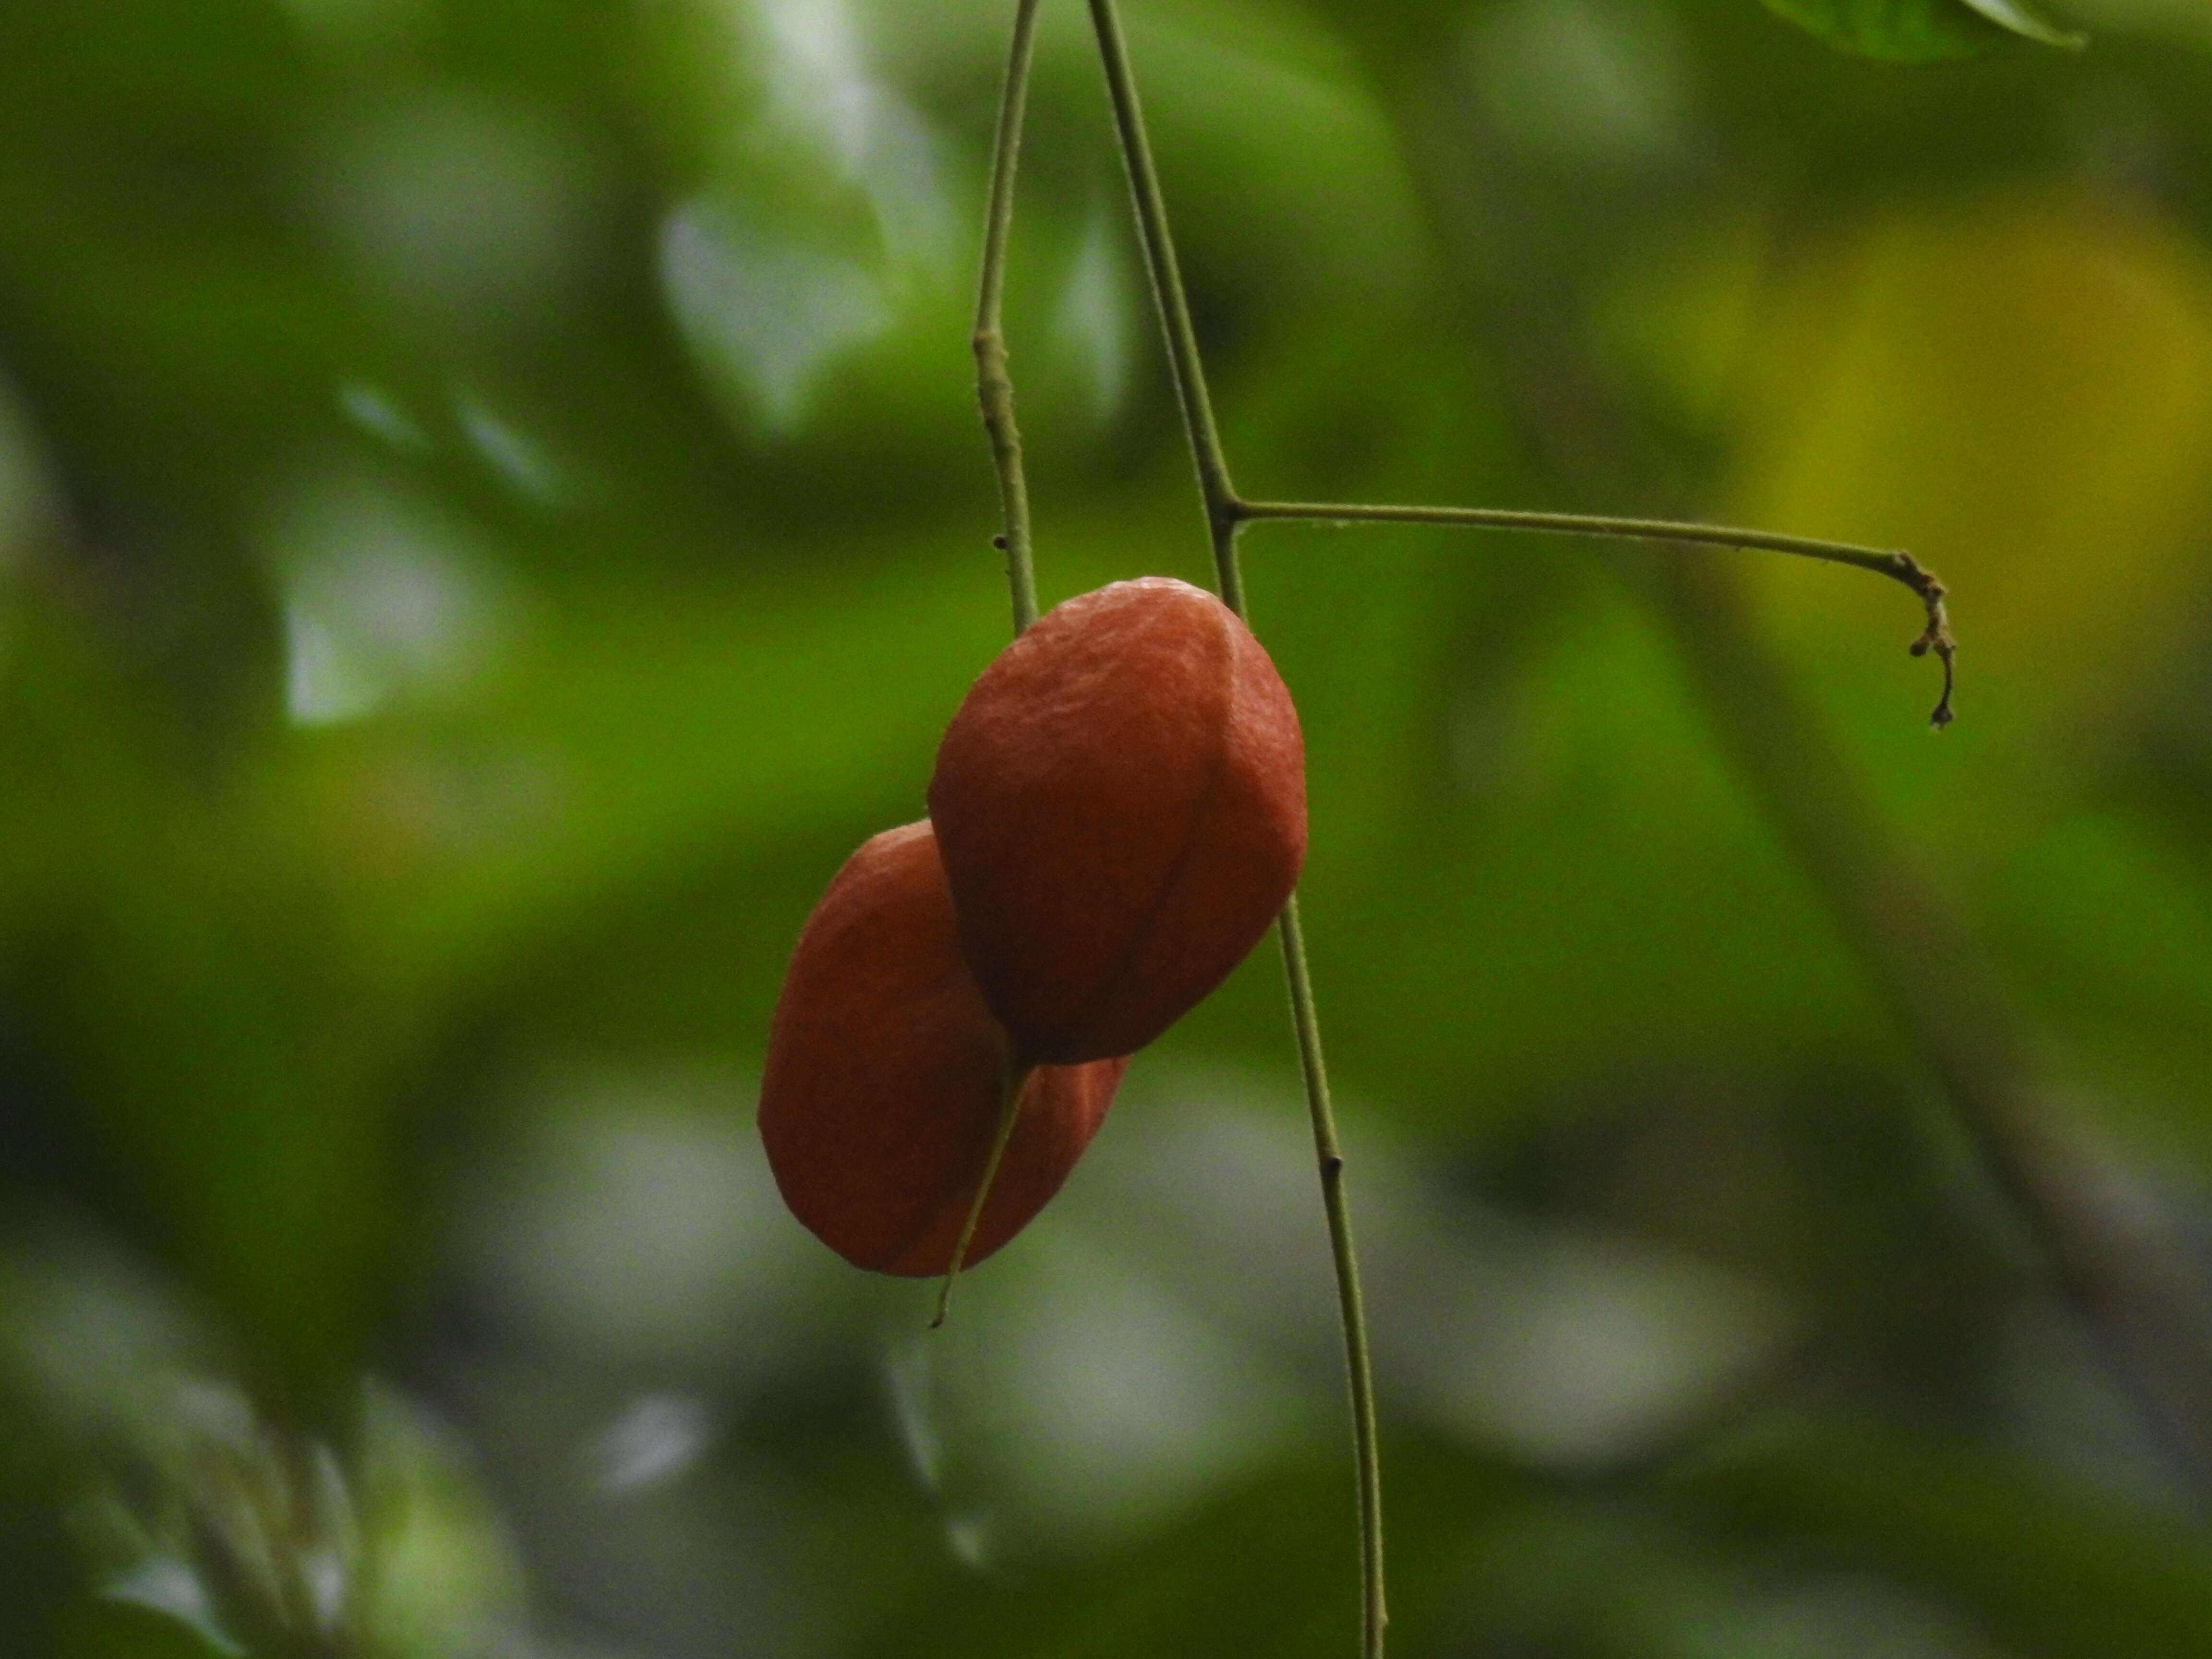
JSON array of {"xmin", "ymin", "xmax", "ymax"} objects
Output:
[
  {"xmin": 758, "ymin": 820, "xmax": 1127, "ymax": 1275},
  {"xmin": 759, "ymin": 577, "xmax": 1306, "ymax": 1276}
]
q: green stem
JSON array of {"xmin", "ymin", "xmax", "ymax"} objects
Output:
[
  {"xmin": 1278, "ymin": 892, "xmax": 1387, "ymax": 1656},
  {"xmin": 1087, "ymin": 1, "xmax": 1383, "ymax": 1651},
  {"xmin": 1235, "ymin": 498, "xmax": 1956, "ymax": 728},
  {"xmin": 1085, "ymin": 0, "xmax": 1242, "ymax": 599},
  {"xmin": 934, "ymin": 1055, "xmax": 1029, "ymax": 1330},
  {"xmin": 974, "ymin": 0, "xmax": 1045, "ymax": 635}
]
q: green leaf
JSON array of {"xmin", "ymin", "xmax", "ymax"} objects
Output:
[{"xmin": 1760, "ymin": 0, "xmax": 2083, "ymax": 60}]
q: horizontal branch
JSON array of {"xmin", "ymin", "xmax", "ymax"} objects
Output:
[{"xmin": 1233, "ymin": 496, "xmax": 1956, "ymax": 727}]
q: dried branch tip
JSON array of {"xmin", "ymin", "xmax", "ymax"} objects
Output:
[{"xmin": 1895, "ymin": 555, "xmax": 1957, "ymax": 731}]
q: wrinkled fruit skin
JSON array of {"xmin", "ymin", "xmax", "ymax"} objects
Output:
[
  {"xmin": 928, "ymin": 576, "xmax": 1306, "ymax": 1064},
  {"xmin": 759, "ymin": 820, "xmax": 1127, "ymax": 1276}
]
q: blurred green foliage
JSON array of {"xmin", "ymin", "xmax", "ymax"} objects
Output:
[{"xmin": 7, "ymin": 0, "xmax": 2212, "ymax": 1655}]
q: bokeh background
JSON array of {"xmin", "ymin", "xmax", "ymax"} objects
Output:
[{"xmin": 6, "ymin": 0, "xmax": 2212, "ymax": 1654}]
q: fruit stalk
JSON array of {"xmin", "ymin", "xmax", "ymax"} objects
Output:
[{"xmin": 933, "ymin": 1051, "xmax": 1029, "ymax": 1328}]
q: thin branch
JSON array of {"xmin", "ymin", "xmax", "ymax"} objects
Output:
[
  {"xmin": 1087, "ymin": 1, "xmax": 1385, "ymax": 1651},
  {"xmin": 1278, "ymin": 893, "xmax": 1388, "ymax": 1650},
  {"xmin": 974, "ymin": 0, "xmax": 1046, "ymax": 635},
  {"xmin": 1085, "ymin": 0, "xmax": 1241, "ymax": 594},
  {"xmin": 1236, "ymin": 497, "xmax": 1956, "ymax": 728}
]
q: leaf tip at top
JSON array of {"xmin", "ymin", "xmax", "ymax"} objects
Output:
[
  {"xmin": 1959, "ymin": 0, "xmax": 2087, "ymax": 50},
  {"xmin": 1761, "ymin": 0, "xmax": 2085, "ymax": 63}
]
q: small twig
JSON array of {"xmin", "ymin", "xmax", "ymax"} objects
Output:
[
  {"xmin": 1234, "ymin": 498, "xmax": 1957, "ymax": 729},
  {"xmin": 1902, "ymin": 566, "xmax": 1958, "ymax": 730}
]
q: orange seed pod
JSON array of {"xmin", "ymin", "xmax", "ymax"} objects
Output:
[
  {"xmin": 927, "ymin": 576, "xmax": 1306, "ymax": 1065},
  {"xmin": 758, "ymin": 820, "xmax": 1126, "ymax": 1276}
]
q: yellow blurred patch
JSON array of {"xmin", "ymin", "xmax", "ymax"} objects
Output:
[{"xmin": 1725, "ymin": 191, "xmax": 2212, "ymax": 737}]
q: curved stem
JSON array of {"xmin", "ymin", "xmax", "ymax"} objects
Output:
[
  {"xmin": 1236, "ymin": 497, "xmax": 1955, "ymax": 728},
  {"xmin": 974, "ymin": 0, "xmax": 1046, "ymax": 635},
  {"xmin": 934, "ymin": 1055, "xmax": 1029, "ymax": 1329},
  {"xmin": 1088, "ymin": 1, "xmax": 1384, "ymax": 1651}
]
